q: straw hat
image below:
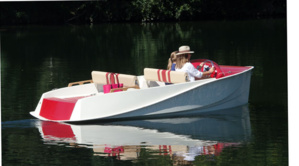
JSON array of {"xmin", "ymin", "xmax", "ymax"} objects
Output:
[{"xmin": 175, "ymin": 45, "xmax": 194, "ymax": 56}]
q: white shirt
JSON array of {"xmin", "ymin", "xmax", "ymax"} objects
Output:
[{"xmin": 176, "ymin": 62, "xmax": 203, "ymax": 81}]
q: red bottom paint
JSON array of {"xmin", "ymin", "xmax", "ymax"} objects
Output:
[{"xmin": 39, "ymin": 97, "xmax": 84, "ymax": 120}]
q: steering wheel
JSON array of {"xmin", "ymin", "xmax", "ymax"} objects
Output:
[
  {"xmin": 200, "ymin": 60, "xmax": 216, "ymax": 78},
  {"xmin": 192, "ymin": 59, "xmax": 225, "ymax": 79}
]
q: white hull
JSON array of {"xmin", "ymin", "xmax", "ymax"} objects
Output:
[{"xmin": 30, "ymin": 66, "xmax": 253, "ymax": 122}]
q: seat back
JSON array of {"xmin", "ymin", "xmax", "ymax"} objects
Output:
[
  {"xmin": 144, "ymin": 68, "xmax": 189, "ymax": 84},
  {"xmin": 91, "ymin": 71, "xmax": 137, "ymax": 87}
]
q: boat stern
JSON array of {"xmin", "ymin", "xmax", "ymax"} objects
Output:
[{"xmin": 30, "ymin": 83, "xmax": 98, "ymax": 122}]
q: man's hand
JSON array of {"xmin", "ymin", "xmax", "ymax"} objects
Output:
[{"xmin": 209, "ymin": 67, "xmax": 215, "ymax": 73}]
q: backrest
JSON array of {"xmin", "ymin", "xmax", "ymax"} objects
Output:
[
  {"xmin": 91, "ymin": 71, "xmax": 137, "ymax": 87},
  {"xmin": 144, "ymin": 68, "xmax": 189, "ymax": 84}
]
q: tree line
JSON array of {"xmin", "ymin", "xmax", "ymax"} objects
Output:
[{"xmin": 0, "ymin": 0, "xmax": 286, "ymax": 25}]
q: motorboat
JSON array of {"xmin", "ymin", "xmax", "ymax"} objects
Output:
[{"xmin": 30, "ymin": 59, "xmax": 254, "ymax": 123}]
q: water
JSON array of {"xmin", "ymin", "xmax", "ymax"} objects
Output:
[{"xmin": 1, "ymin": 19, "xmax": 287, "ymax": 165}]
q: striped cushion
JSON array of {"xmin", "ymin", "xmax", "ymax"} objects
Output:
[
  {"xmin": 144, "ymin": 68, "xmax": 189, "ymax": 83},
  {"xmin": 91, "ymin": 71, "xmax": 137, "ymax": 87}
]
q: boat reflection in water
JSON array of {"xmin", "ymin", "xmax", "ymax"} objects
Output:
[{"xmin": 35, "ymin": 104, "xmax": 251, "ymax": 163}]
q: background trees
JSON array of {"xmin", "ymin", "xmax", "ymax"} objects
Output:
[{"xmin": 0, "ymin": 0, "xmax": 286, "ymax": 25}]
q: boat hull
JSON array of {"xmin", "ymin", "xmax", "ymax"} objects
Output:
[
  {"xmin": 107, "ymin": 66, "xmax": 252, "ymax": 120},
  {"xmin": 30, "ymin": 66, "xmax": 253, "ymax": 122}
]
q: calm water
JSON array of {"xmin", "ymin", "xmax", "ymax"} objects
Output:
[{"xmin": 1, "ymin": 19, "xmax": 287, "ymax": 165}]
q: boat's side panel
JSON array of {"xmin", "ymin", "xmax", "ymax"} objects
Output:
[
  {"xmin": 113, "ymin": 68, "xmax": 252, "ymax": 119},
  {"xmin": 69, "ymin": 67, "xmax": 253, "ymax": 121},
  {"xmin": 69, "ymin": 79, "xmax": 215, "ymax": 121}
]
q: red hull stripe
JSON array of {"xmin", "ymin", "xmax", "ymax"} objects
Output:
[{"xmin": 39, "ymin": 97, "xmax": 82, "ymax": 120}]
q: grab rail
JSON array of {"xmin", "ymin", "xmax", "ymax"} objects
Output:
[
  {"xmin": 68, "ymin": 80, "xmax": 93, "ymax": 87},
  {"xmin": 110, "ymin": 85, "xmax": 140, "ymax": 93}
]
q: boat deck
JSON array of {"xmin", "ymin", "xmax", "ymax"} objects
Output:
[
  {"xmin": 190, "ymin": 60, "xmax": 252, "ymax": 78},
  {"xmin": 220, "ymin": 66, "xmax": 253, "ymax": 77}
]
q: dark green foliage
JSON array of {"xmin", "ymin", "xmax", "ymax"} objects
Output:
[{"xmin": 0, "ymin": 0, "xmax": 286, "ymax": 25}]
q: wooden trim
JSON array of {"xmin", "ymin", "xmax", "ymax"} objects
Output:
[
  {"xmin": 68, "ymin": 80, "xmax": 93, "ymax": 87},
  {"xmin": 110, "ymin": 85, "xmax": 140, "ymax": 93}
]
